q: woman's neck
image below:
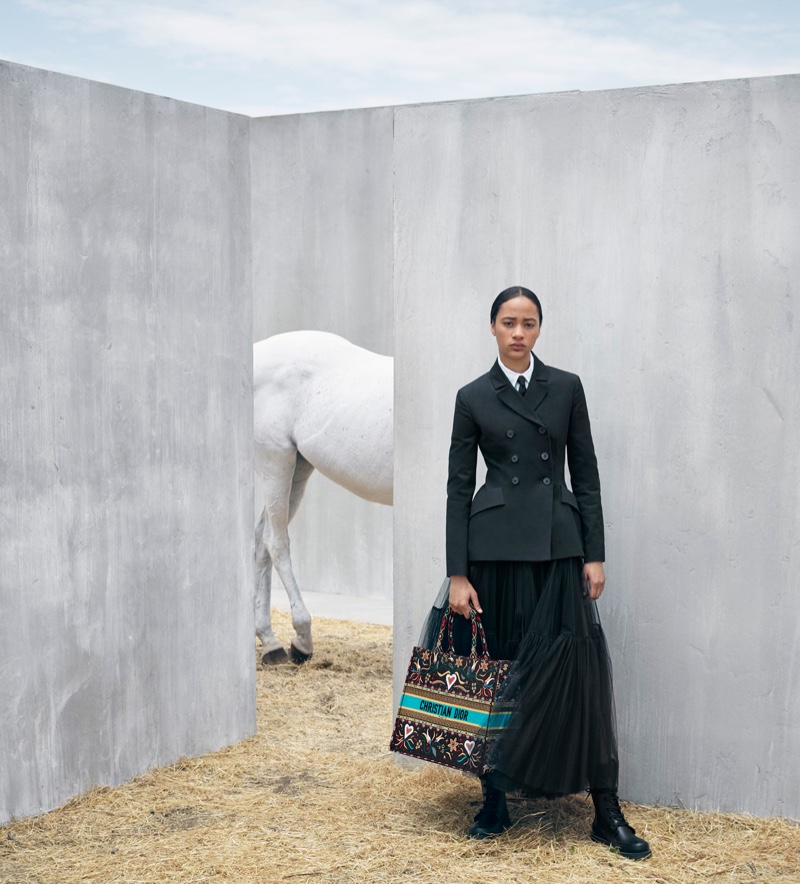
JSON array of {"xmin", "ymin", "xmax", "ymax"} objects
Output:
[{"xmin": 499, "ymin": 353, "xmax": 531, "ymax": 374}]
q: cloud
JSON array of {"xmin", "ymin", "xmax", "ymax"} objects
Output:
[{"xmin": 19, "ymin": 0, "xmax": 800, "ymax": 113}]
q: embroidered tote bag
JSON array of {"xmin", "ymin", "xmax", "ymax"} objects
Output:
[{"xmin": 389, "ymin": 609, "xmax": 513, "ymax": 776}]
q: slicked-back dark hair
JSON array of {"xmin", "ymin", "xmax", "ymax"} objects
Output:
[{"xmin": 490, "ymin": 286, "xmax": 543, "ymax": 325}]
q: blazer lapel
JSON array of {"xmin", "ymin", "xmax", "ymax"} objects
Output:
[
  {"xmin": 490, "ymin": 357, "xmax": 549, "ymax": 426},
  {"xmin": 527, "ymin": 355, "xmax": 550, "ymax": 412}
]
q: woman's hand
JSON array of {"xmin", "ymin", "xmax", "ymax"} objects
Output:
[
  {"xmin": 449, "ymin": 575, "xmax": 481, "ymax": 618},
  {"xmin": 582, "ymin": 561, "xmax": 606, "ymax": 600}
]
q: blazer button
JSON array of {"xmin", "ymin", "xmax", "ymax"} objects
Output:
[
  {"xmin": 542, "ymin": 477, "xmax": 551, "ymax": 486},
  {"xmin": 506, "ymin": 429, "xmax": 515, "ymax": 438},
  {"xmin": 541, "ymin": 452, "xmax": 549, "ymax": 461},
  {"xmin": 511, "ymin": 455, "xmax": 519, "ymax": 463},
  {"xmin": 538, "ymin": 426, "xmax": 546, "ymax": 435},
  {"xmin": 511, "ymin": 477, "xmax": 519, "ymax": 485}
]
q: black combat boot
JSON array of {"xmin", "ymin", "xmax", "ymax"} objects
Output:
[
  {"xmin": 468, "ymin": 776, "xmax": 511, "ymax": 839},
  {"xmin": 590, "ymin": 789, "xmax": 651, "ymax": 860}
]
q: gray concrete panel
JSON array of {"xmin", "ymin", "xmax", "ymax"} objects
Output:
[
  {"xmin": 393, "ymin": 76, "xmax": 800, "ymax": 817},
  {"xmin": 251, "ymin": 110, "xmax": 393, "ymax": 603},
  {"xmin": 0, "ymin": 61, "xmax": 255, "ymax": 823}
]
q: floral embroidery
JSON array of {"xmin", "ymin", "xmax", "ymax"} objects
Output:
[{"xmin": 390, "ymin": 639, "xmax": 517, "ymax": 776}]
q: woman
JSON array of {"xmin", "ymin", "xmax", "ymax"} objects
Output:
[{"xmin": 444, "ymin": 286, "xmax": 649, "ymax": 860}]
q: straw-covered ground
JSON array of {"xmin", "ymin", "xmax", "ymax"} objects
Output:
[{"xmin": 2, "ymin": 610, "xmax": 799, "ymax": 883}]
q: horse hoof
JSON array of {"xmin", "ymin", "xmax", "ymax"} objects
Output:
[
  {"xmin": 262, "ymin": 647, "xmax": 290, "ymax": 665},
  {"xmin": 290, "ymin": 643, "xmax": 312, "ymax": 665}
]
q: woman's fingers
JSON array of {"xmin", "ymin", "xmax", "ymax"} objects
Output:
[
  {"xmin": 468, "ymin": 588, "xmax": 482, "ymax": 614},
  {"xmin": 582, "ymin": 561, "xmax": 606, "ymax": 600},
  {"xmin": 452, "ymin": 598, "xmax": 472, "ymax": 617},
  {"xmin": 448, "ymin": 577, "xmax": 481, "ymax": 618}
]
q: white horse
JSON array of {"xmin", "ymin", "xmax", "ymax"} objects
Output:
[{"xmin": 254, "ymin": 331, "xmax": 393, "ymax": 664}]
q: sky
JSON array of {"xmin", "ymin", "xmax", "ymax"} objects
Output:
[{"xmin": 1, "ymin": 0, "xmax": 799, "ymax": 117}]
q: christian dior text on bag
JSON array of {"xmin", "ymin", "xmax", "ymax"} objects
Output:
[{"xmin": 389, "ymin": 609, "xmax": 513, "ymax": 775}]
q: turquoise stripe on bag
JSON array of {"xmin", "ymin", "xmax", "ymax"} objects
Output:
[{"xmin": 399, "ymin": 693, "xmax": 491, "ymax": 729}]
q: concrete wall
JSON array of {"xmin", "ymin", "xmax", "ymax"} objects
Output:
[
  {"xmin": 0, "ymin": 62, "xmax": 255, "ymax": 824},
  {"xmin": 3, "ymin": 56, "xmax": 796, "ymax": 823},
  {"xmin": 250, "ymin": 109, "xmax": 393, "ymax": 602},
  {"xmin": 393, "ymin": 75, "xmax": 800, "ymax": 818}
]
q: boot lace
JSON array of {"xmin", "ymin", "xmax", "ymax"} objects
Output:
[
  {"xmin": 474, "ymin": 788, "xmax": 500, "ymax": 821},
  {"xmin": 600, "ymin": 791, "xmax": 628, "ymax": 828}
]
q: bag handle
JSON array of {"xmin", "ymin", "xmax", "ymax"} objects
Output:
[{"xmin": 435, "ymin": 608, "xmax": 490, "ymax": 659}]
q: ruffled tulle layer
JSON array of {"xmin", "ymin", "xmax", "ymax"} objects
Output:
[{"xmin": 418, "ymin": 558, "xmax": 618, "ymax": 797}]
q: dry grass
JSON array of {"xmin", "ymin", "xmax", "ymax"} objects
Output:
[{"xmin": 2, "ymin": 610, "xmax": 799, "ymax": 883}]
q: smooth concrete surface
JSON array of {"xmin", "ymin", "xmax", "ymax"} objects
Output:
[
  {"xmin": 393, "ymin": 76, "xmax": 800, "ymax": 818},
  {"xmin": 251, "ymin": 109, "xmax": 394, "ymax": 601},
  {"xmin": 0, "ymin": 61, "xmax": 255, "ymax": 824},
  {"xmin": 271, "ymin": 590, "xmax": 392, "ymax": 626}
]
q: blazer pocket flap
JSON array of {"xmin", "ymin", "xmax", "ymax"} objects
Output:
[
  {"xmin": 470, "ymin": 484, "xmax": 505, "ymax": 517},
  {"xmin": 561, "ymin": 486, "xmax": 580, "ymax": 511}
]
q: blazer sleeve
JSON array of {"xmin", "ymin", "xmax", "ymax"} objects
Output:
[
  {"xmin": 445, "ymin": 389, "xmax": 479, "ymax": 576},
  {"xmin": 566, "ymin": 377, "xmax": 605, "ymax": 562}
]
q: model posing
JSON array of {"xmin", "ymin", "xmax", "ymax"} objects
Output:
[{"xmin": 444, "ymin": 286, "xmax": 649, "ymax": 860}]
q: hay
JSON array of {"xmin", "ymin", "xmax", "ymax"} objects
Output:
[{"xmin": 2, "ymin": 609, "xmax": 799, "ymax": 883}]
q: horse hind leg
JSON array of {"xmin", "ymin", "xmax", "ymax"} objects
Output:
[
  {"xmin": 285, "ymin": 453, "xmax": 315, "ymax": 663},
  {"xmin": 255, "ymin": 507, "xmax": 289, "ymax": 665},
  {"xmin": 259, "ymin": 450, "xmax": 316, "ymax": 664},
  {"xmin": 288, "ymin": 451, "xmax": 313, "ymax": 522}
]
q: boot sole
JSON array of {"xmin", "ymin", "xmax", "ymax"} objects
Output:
[
  {"xmin": 468, "ymin": 823, "xmax": 510, "ymax": 840},
  {"xmin": 590, "ymin": 832, "xmax": 652, "ymax": 860}
]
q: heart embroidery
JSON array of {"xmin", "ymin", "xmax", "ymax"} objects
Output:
[
  {"xmin": 404, "ymin": 724, "xmax": 414, "ymax": 739},
  {"xmin": 464, "ymin": 739, "xmax": 475, "ymax": 756},
  {"xmin": 445, "ymin": 673, "xmax": 457, "ymax": 690}
]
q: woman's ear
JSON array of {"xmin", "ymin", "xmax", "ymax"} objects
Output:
[{"xmin": 490, "ymin": 323, "xmax": 496, "ymax": 337}]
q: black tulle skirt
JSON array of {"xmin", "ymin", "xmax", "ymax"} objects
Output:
[{"xmin": 419, "ymin": 558, "xmax": 619, "ymax": 797}]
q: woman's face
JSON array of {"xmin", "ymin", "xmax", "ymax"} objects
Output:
[{"xmin": 491, "ymin": 295, "xmax": 541, "ymax": 368}]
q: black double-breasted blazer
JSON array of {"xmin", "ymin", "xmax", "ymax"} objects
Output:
[{"xmin": 446, "ymin": 356, "xmax": 605, "ymax": 576}]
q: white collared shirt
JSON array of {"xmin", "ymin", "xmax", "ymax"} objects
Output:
[{"xmin": 497, "ymin": 352, "xmax": 535, "ymax": 391}]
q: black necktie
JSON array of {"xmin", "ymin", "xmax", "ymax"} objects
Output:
[{"xmin": 516, "ymin": 376, "xmax": 527, "ymax": 396}]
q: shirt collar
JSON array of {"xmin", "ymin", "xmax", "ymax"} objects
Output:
[{"xmin": 497, "ymin": 352, "xmax": 535, "ymax": 389}]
